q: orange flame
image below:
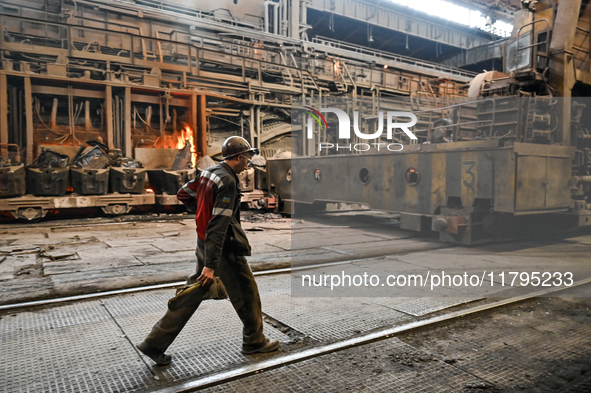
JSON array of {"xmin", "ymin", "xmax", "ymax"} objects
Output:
[
  {"xmin": 180, "ymin": 125, "xmax": 197, "ymax": 168},
  {"xmin": 153, "ymin": 123, "xmax": 197, "ymax": 168}
]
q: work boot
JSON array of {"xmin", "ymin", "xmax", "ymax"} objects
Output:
[
  {"xmin": 136, "ymin": 341, "xmax": 172, "ymax": 365},
  {"xmin": 241, "ymin": 339, "xmax": 280, "ymax": 354}
]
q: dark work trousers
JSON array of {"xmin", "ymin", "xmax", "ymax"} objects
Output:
[{"xmin": 144, "ymin": 247, "xmax": 266, "ymax": 352}]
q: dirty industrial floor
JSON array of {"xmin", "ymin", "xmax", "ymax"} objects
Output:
[{"xmin": 1, "ymin": 211, "xmax": 590, "ymax": 392}]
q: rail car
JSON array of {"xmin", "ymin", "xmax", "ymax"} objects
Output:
[
  {"xmin": 3, "ymin": 0, "xmax": 591, "ymax": 244},
  {"xmin": 0, "ymin": 153, "xmax": 274, "ymax": 220},
  {"xmin": 264, "ymin": 0, "xmax": 591, "ymax": 244}
]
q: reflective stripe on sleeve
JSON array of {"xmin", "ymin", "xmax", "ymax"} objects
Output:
[
  {"xmin": 182, "ymin": 184, "xmax": 197, "ymax": 197},
  {"xmin": 201, "ymin": 171, "xmax": 224, "ymax": 187},
  {"xmin": 212, "ymin": 207, "xmax": 232, "ymax": 217}
]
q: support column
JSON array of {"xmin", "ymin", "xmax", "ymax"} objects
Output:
[
  {"xmin": 196, "ymin": 94, "xmax": 207, "ymax": 158},
  {"xmin": 255, "ymin": 106, "xmax": 261, "ymax": 150},
  {"xmin": 290, "ymin": 0, "xmax": 300, "ymax": 39},
  {"xmin": 249, "ymin": 107, "xmax": 255, "ymax": 148},
  {"xmin": 190, "ymin": 93, "xmax": 199, "ymax": 161},
  {"xmin": 0, "ymin": 74, "xmax": 8, "ymax": 157},
  {"xmin": 124, "ymin": 86, "xmax": 132, "ymax": 157},
  {"xmin": 548, "ymin": 0, "xmax": 583, "ymax": 147},
  {"xmin": 190, "ymin": 93, "xmax": 198, "ymax": 149},
  {"xmin": 300, "ymin": 95, "xmax": 307, "ymax": 156},
  {"xmin": 105, "ymin": 85, "xmax": 114, "ymax": 149},
  {"xmin": 556, "ymin": 53, "xmax": 575, "ymax": 147},
  {"xmin": 24, "ymin": 76, "xmax": 34, "ymax": 164}
]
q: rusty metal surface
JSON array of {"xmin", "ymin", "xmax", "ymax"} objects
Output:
[
  {"xmin": 0, "ymin": 193, "xmax": 156, "ymax": 220},
  {"xmin": 198, "ymin": 296, "xmax": 591, "ymax": 393},
  {"xmin": 545, "ymin": 157, "xmax": 573, "ymax": 209},
  {"xmin": 135, "ymin": 149, "xmax": 180, "ymax": 171},
  {"xmin": 286, "ymin": 143, "xmax": 573, "ymax": 215},
  {"xmin": 516, "ymin": 155, "xmax": 547, "ymax": 210},
  {"xmin": 199, "ymin": 338, "xmax": 483, "ymax": 393}
]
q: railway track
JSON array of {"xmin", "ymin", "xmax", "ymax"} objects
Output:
[
  {"xmin": 2, "ymin": 262, "xmax": 590, "ymax": 392},
  {"xmin": 151, "ymin": 277, "xmax": 591, "ymax": 392},
  {"xmin": 2, "ymin": 223, "xmax": 591, "ymax": 392}
]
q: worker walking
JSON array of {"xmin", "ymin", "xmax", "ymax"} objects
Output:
[{"xmin": 137, "ymin": 136, "xmax": 279, "ymax": 365}]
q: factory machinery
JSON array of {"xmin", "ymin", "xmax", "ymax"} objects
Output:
[
  {"xmin": 0, "ymin": 0, "xmax": 475, "ymax": 220},
  {"xmin": 2, "ymin": 0, "xmax": 589, "ymax": 245},
  {"xmin": 270, "ymin": 0, "xmax": 591, "ymax": 244}
]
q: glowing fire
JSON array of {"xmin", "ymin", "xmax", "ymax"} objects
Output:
[
  {"xmin": 153, "ymin": 123, "xmax": 197, "ymax": 167},
  {"xmin": 178, "ymin": 125, "xmax": 197, "ymax": 168}
]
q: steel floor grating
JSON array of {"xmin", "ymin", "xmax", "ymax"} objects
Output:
[
  {"xmin": 0, "ymin": 287, "xmax": 290, "ymax": 393},
  {"xmin": 369, "ymin": 296, "xmax": 482, "ymax": 316},
  {"xmin": 431, "ymin": 311, "xmax": 591, "ymax": 390},
  {"xmin": 2, "ymin": 273, "xmax": 549, "ymax": 393},
  {"xmin": 0, "ymin": 300, "xmax": 157, "ymax": 393},
  {"xmin": 261, "ymin": 293, "xmax": 413, "ymax": 341},
  {"xmin": 200, "ymin": 338, "xmax": 484, "ymax": 393},
  {"xmin": 257, "ymin": 274, "xmax": 483, "ymax": 341},
  {"xmin": 102, "ymin": 288, "xmax": 290, "ymax": 385}
]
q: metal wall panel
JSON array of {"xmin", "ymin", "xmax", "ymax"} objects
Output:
[
  {"xmin": 492, "ymin": 149, "xmax": 516, "ymax": 213},
  {"xmin": 283, "ymin": 143, "xmax": 573, "ymax": 218},
  {"xmin": 515, "ymin": 156, "xmax": 546, "ymax": 211},
  {"xmin": 545, "ymin": 157, "xmax": 573, "ymax": 209}
]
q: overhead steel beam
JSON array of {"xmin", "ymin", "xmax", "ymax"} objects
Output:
[
  {"xmin": 31, "ymin": 86, "xmax": 106, "ymax": 99},
  {"xmin": 307, "ymin": 0, "xmax": 492, "ymax": 49},
  {"xmin": 441, "ymin": 39, "xmax": 506, "ymax": 68}
]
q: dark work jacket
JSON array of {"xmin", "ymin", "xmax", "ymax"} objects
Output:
[{"xmin": 177, "ymin": 162, "xmax": 251, "ymax": 269}]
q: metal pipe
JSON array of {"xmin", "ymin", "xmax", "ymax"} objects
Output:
[
  {"xmin": 0, "ymin": 143, "xmax": 21, "ymax": 163},
  {"xmin": 575, "ymin": 176, "xmax": 591, "ymax": 184},
  {"xmin": 50, "ymin": 98, "xmax": 58, "ymax": 129},
  {"xmin": 114, "ymin": 95, "xmax": 120, "ymax": 148},
  {"xmin": 263, "ymin": 0, "xmax": 279, "ymax": 34},
  {"xmin": 145, "ymin": 105, "xmax": 152, "ymax": 131},
  {"xmin": 281, "ymin": 0, "xmax": 288, "ymax": 36},
  {"xmin": 0, "ymin": 74, "xmax": 7, "ymax": 157},
  {"xmin": 172, "ymin": 108, "xmax": 177, "ymax": 134},
  {"xmin": 164, "ymin": 92, "xmax": 171, "ymax": 124},
  {"xmin": 9, "ymin": 87, "xmax": 18, "ymax": 145},
  {"xmin": 24, "ymin": 77, "xmax": 34, "ymax": 164},
  {"xmin": 264, "ymin": 1, "xmax": 272, "ymax": 33},
  {"xmin": 84, "ymin": 100, "xmax": 91, "ymax": 131},
  {"xmin": 274, "ymin": 2, "xmax": 279, "ymax": 35}
]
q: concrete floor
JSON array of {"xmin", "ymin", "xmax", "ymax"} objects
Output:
[{"xmin": 0, "ymin": 212, "xmax": 445, "ymax": 305}]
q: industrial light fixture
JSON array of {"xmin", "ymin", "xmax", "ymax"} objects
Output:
[{"xmin": 388, "ymin": 0, "xmax": 512, "ymax": 37}]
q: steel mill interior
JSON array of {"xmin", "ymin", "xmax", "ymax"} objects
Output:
[{"xmin": 1, "ymin": 1, "xmax": 591, "ymax": 392}]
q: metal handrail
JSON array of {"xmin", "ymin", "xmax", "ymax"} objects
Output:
[
  {"xmin": 0, "ymin": 143, "xmax": 21, "ymax": 163},
  {"xmin": 312, "ymin": 36, "xmax": 477, "ymax": 78},
  {"xmin": 0, "ymin": 14, "xmax": 318, "ymax": 91},
  {"xmin": 514, "ymin": 19, "xmax": 550, "ymax": 73},
  {"xmin": 411, "ymin": 98, "xmax": 497, "ymax": 140}
]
